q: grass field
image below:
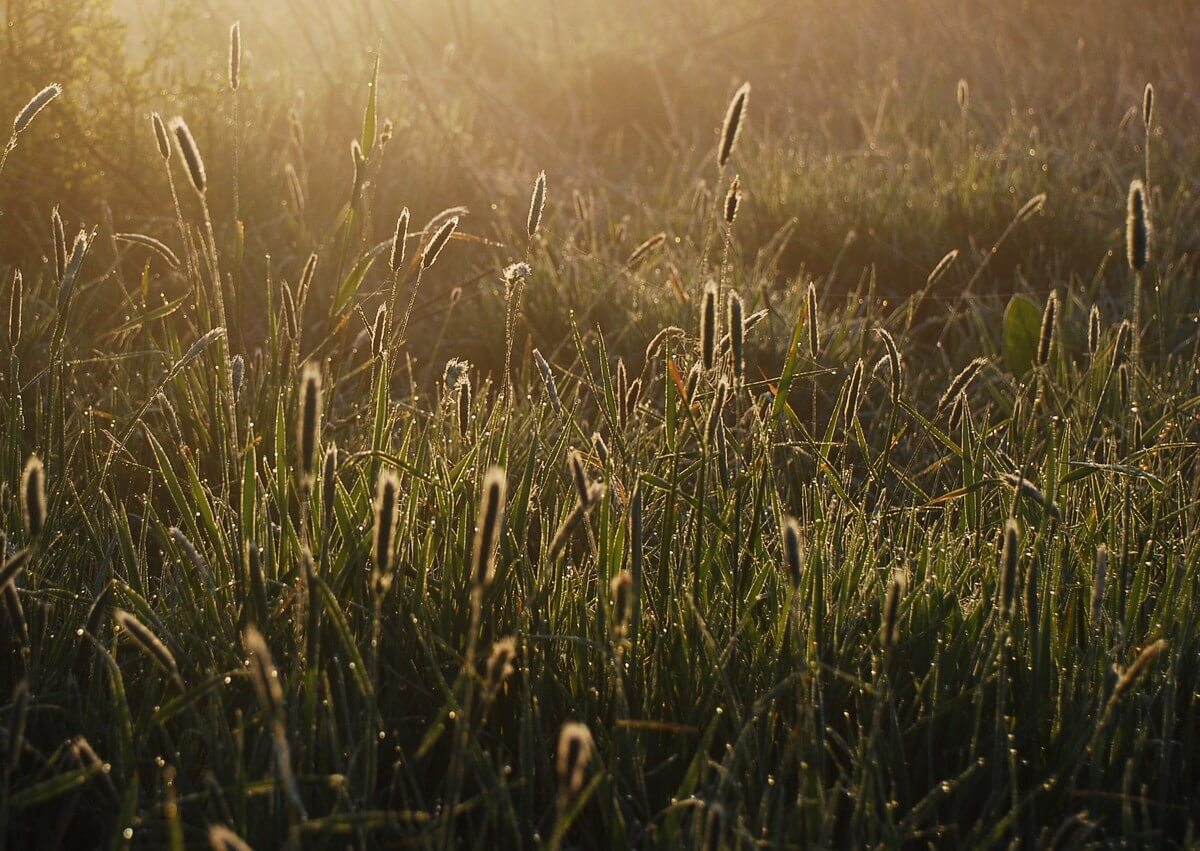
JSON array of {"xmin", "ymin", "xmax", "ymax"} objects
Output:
[{"xmin": 2, "ymin": 1, "xmax": 1200, "ymax": 847}]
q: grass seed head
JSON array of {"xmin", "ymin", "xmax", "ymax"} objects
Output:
[
  {"xmin": 807, "ymin": 282, "xmax": 820, "ymax": 358},
  {"xmin": 1087, "ymin": 304, "xmax": 1101, "ymax": 356},
  {"xmin": 20, "ymin": 455, "xmax": 46, "ymax": 539},
  {"xmin": 999, "ymin": 519, "xmax": 1019, "ymax": 618},
  {"xmin": 723, "ymin": 175, "xmax": 741, "ymax": 225},
  {"xmin": 322, "ymin": 443, "xmax": 338, "ymax": 533},
  {"xmin": 229, "ymin": 22, "xmax": 241, "ymax": 91},
  {"xmin": 297, "ymin": 362, "xmax": 322, "ymax": 491},
  {"xmin": 782, "ymin": 515, "xmax": 802, "ymax": 589},
  {"xmin": 472, "ymin": 467, "xmax": 507, "ymax": 591},
  {"xmin": 556, "ymin": 722, "xmax": 593, "ymax": 803},
  {"xmin": 610, "ymin": 570, "xmax": 634, "ymax": 638},
  {"xmin": 718, "ymin": 82, "xmax": 750, "ymax": 167},
  {"xmin": 151, "ymin": 113, "xmax": 171, "ymax": 161},
  {"xmin": 1126, "ymin": 179, "xmax": 1150, "ymax": 272},
  {"xmin": 1037, "ymin": 291, "xmax": 1057, "ymax": 367},
  {"xmin": 169, "ymin": 117, "xmax": 207, "ymax": 194},
  {"xmin": 727, "ymin": 290, "xmax": 745, "ymax": 383},
  {"xmin": 1142, "ymin": 82, "xmax": 1154, "ymax": 129},
  {"xmin": 528, "ymin": 170, "xmax": 547, "ymax": 238},
  {"xmin": 389, "ymin": 208, "xmax": 410, "ymax": 272},
  {"xmin": 373, "ymin": 469, "xmax": 400, "ymax": 596},
  {"xmin": 485, "ymin": 637, "xmax": 518, "ymax": 697},
  {"xmin": 700, "ymin": 282, "xmax": 718, "ymax": 371},
  {"xmin": 115, "ymin": 609, "xmax": 179, "ymax": 677},
  {"xmin": 421, "ymin": 216, "xmax": 458, "ymax": 271},
  {"xmin": 13, "ymin": 83, "xmax": 62, "ymax": 135}
]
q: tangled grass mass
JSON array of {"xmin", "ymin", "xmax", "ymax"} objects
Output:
[{"xmin": 1, "ymin": 1, "xmax": 1199, "ymax": 847}]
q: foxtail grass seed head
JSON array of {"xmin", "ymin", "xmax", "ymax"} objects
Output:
[
  {"xmin": 727, "ymin": 290, "xmax": 745, "ymax": 382},
  {"xmin": 485, "ymin": 637, "xmax": 517, "ymax": 697},
  {"xmin": 999, "ymin": 519, "xmax": 1019, "ymax": 618},
  {"xmin": 389, "ymin": 207, "xmax": 410, "ymax": 272},
  {"xmin": 807, "ymin": 282, "xmax": 820, "ymax": 358},
  {"xmin": 170, "ymin": 117, "xmax": 207, "ymax": 194},
  {"xmin": 297, "ymin": 362, "xmax": 322, "ymax": 491},
  {"xmin": 533, "ymin": 348, "xmax": 562, "ymax": 415},
  {"xmin": 13, "ymin": 83, "xmax": 62, "ymax": 135},
  {"xmin": 938, "ymin": 357, "xmax": 986, "ymax": 412},
  {"xmin": 151, "ymin": 113, "xmax": 171, "ymax": 161},
  {"xmin": 528, "ymin": 170, "xmax": 547, "ymax": 238},
  {"xmin": 373, "ymin": 470, "xmax": 400, "ymax": 596},
  {"xmin": 1118, "ymin": 362, "xmax": 1131, "ymax": 409},
  {"xmin": 242, "ymin": 626, "xmax": 284, "ymax": 718},
  {"xmin": 228, "ymin": 22, "xmax": 241, "ymax": 91},
  {"xmin": 51, "ymin": 207, "xmax": 66, "ymax": 280},
  {"xmin": 1016, "ymin": 192, "xmax": 1047, "ymax": 223},
  {"xmin": 1142, "ymin": 82, "xmax": 1154, "ymax": 129},
  {"xmin": 956, "ymin": 78, "xmax": 969, "ymax": 111},
  {"xmin": 456, "ymin": 378, "xmax": 471, "ymax": 438},
  {"xmin": 1087, "ymin": 305, "xmax": 1102, "ymax": 356},
  {"xmin": 421, "ymin": 216, "xmax": 458, "ymax": 271},
  {"xmin": 322, "ymin": 443, "xmax": 338, "ymax": 533},
  {"xmin": 1111, "ymin": 639, "xmax": 1167, "ymax": 705},
  {"xmin": 876, "ymin": 328, "xmax": 903, "ymax": 404},
  {"xmin": 718, "ymin": 82, "xmax": 750, "ymax": 168},
  {"xmin": 700, "ymin": 282, "xmax": 718, "ymax": 371},
  {"xmin": 472, "ymin": 467, "xmax": 507, "ymax": 591},
  {"xmin": 556, "ymin": 722, "xmax": 593, "ymax": 804},
  {"xmin": 723, "ymin": 175, "xmax": 741, "ymax": 225},
  {"xmin": 881, "ymin": 568, "xmax": 906, "ymax": 651},
  {"xmin": 371, "ymin": 305, "xmax": 387, "ymax": 359},
  {"xmin": 21, "ymin": 455, "xmax": 46, "ymax": 539},
  {"xmin": 625, "ymin": 232, "xmax": 666, "ymax": 269},
  {"xmin": 1002, "ymin": 472, "xmax": 1061, "ymax": 521},
  {"xmin": 569, "ymin": 450, "xmax": 591, "ymax": 509},
  {"xmin": 115, "ymin": 609, "xmax": 178, "ymax": 677},
  {"xmin": 928, "ymin": 249, "xmax": 960, "ymax": 288},
  {"xmin": 782, "ymin": 516, "xmax": 802, "ymax": 589},
  {"xmin": 1037, "ymin": 291, "xmax": 1057, "ymax": 367},
  {"xmin": 611, "ymin": 570, "xmax": 634, "ymax": 638},
  {"xmin": 1091, "ymin": 544, "xmax": 1108, "ymax": 626},
  {"xmin": 1126, "ymin": 179, "xmax": 1150, "ymax": 272},
  {"xmin": 8, "ymin": 270, "xmax": 22, "ymax": 346}
]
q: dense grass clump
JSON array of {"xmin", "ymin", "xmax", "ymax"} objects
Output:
[{"xmin": 2, "ymin": 2, "xmax": 1200, "ymax": 848}]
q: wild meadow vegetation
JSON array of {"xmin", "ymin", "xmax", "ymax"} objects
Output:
[{"xmin": 2, "ymin": 1, "xmax": 1199, "ymax": 847}]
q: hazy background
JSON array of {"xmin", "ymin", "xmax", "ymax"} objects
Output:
[{"xmin": 1, "ymin": 0, "xmax": 1196, "ymax": 365}]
